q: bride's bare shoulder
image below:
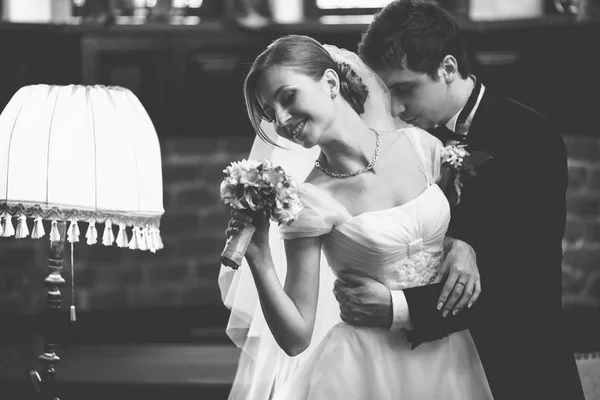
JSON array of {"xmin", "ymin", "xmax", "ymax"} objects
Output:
[{"xmin": 378, "ymin": 128, "xmax": 413, "ymax": 147}]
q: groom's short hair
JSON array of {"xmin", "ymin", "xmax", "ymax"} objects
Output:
[{"xmin": 358, "ymin": 0, "xmax": 471, "ymax": 80}]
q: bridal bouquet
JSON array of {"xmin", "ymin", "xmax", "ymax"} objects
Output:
[
  {"xmin": 440, "ymin": 144, "xmax": 493, "ymax": 205},
  {"xmin": 220, "ymin": 159, "xmax": 303, "ymax": 269}
]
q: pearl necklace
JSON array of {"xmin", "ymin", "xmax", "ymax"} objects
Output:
[{"xmin": 315, "ymin": 129, "xmax": 381, "ymax": 179}]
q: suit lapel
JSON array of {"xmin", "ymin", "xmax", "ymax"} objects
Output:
[
  {"xmin": 461, "ymin": 90, "xmax": 498, "ymax": 151},
  {"xmin": 447, "ymin": 91, "xmax": 501, "ymax": 235}
]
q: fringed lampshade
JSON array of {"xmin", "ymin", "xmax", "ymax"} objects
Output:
[
  {"xmin": 0, "ymin": 84, "xmax": 165, "ymax": 399},
  {"xmin": 0, "ymin": 84, "xmax": 164, "ymax": 251}
]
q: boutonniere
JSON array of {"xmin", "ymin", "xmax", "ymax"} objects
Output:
[{"xmin": 439, "ymin": 144, "xmax": 493, "ymax": 205}]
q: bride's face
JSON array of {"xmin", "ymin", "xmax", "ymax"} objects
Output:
[{"xmin": 255, "ymin": 66, "xmax": 335, "ymax": 149}]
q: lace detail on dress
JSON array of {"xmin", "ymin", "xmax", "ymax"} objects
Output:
[{"xmin": 382, "ymin": 250, "xmax": 444, "ymax": 290}]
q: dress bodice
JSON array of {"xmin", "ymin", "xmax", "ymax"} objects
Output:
[{"xmin": 280, "ymin": 127, "xmax": 451, "ymax": 290}]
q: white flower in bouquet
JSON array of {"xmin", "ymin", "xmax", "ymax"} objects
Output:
[{"xmin": 219, "ymin": 159, "xmax": 303, "ymax": 269}]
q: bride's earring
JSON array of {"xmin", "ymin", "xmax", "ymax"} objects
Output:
[{"xmin": 331, "ymin": 90, "xmax": 337, "ymax": 100}]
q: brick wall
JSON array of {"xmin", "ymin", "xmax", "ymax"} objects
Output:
[
  {"xmin": 563, "ymin": 135, "xmax": 600, "ymax": 310},
  {"xmin": 0, "ymin": 134, "xmax": 598, "ymax": 316}
]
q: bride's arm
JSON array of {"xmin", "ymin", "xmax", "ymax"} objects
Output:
[{"xmin": 246, "ymin": 234, "xmax": 323, "ymax": 357}]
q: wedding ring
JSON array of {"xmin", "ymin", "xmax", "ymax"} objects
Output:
[{"xmin": 456, "ymin": 281, "xmax": 466, "ymax": 286}]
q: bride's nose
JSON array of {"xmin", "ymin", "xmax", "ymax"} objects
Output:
[{"xmin": 274, "ymin": 106, "xmax": 292, "ymax": 129}]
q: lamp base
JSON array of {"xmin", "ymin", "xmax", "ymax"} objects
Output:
[
  {"xmin": 28, "ymin": 221, "xmax": 66, "ymax": 400},
  {"xmin": 28, "ymin": 368, "xmax": 60, "ymax": 400},
  {"xmin": 27, "ymin": 369, "xmax": 41, "ymax": 394}
]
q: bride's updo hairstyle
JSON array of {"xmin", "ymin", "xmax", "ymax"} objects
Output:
[{"xmin": 244, "ymin": 34, "xmax": 369, "ymax": 146}]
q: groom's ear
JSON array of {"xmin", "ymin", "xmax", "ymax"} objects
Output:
[{"xmin": 440, "ymin": 55, "xmax": 458, "ymax": 83}]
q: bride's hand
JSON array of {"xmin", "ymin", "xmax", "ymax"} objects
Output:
[{"xmin": 226, "ymin": 209, "xmax": 270, "ymax": 258}]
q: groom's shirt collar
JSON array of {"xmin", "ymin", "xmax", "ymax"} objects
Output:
[{"xmin": 445, "ymin": 75, "xmax": 485, "ymax": 138}]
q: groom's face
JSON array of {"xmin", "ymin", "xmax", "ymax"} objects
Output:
[{"xmin": 375, "ymin": 66, "xmax": 451, "ymax": 130}]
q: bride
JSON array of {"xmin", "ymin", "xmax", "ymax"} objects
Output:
[{"xmin": 221, "ymin": 34, "xmax": 492, "ymax": 399}]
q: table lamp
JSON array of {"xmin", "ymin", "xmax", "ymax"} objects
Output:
[{"xmin": 0, "ymin": 84, "xmax": 165, "ymax": 399}]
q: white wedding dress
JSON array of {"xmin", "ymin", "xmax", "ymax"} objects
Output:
[{"xmin": 271, "ymin": 128, "xmax": 494, "ymax": 400}]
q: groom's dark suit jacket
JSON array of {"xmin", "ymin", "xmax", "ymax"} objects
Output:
[{"xmin": 403, "ymin": 89, "xmax": 585, "ymax": 400}]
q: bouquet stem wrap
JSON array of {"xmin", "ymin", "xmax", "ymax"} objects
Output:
[{"xmin": 220, "ymin": 224, "xmax": 256, "ymax": 269}]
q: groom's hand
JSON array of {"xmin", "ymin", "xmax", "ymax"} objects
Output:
[
  {"xmin": 436, "ymin": 241, "xmax": 481, "ymax": 317},
  {"xmin": 333, "ymin": 271, "xmax": 393, "ymax": 328}
]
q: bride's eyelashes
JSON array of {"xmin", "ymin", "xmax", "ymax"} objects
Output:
[
  {"xmin": 281, "ymin": 91, "xmax": 297, "ymax": 107},
  {"xmin": 261, "ymin": 92, "xmax": 297, "ymax": 123}
]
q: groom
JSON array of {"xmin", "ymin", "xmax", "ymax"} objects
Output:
[{"xmin": 333, "ymin": 1, "xmax": 584, "ymax": 399}]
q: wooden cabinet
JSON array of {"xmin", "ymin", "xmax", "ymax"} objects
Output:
[
  {"xmin": 0, "ymin": 16, "xmax": 599, "ymax": 138},
  {"xmin": 168, "ymin": 35, "xmax": 265, "ymax": 137},
  {"xmin": 0, "ymin": 25, "xmax": 81, "ymax": 114},
  {"xmin": 461, "ymin": 18, "xmax": 600, "ymax": 134},
  {"xmin": 81, "ymin": 34, "xmax": 171, "ymax": 131},
  {"xmin": 78, "ymin": 24, "xmax": 266, "ymax": 137}
]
